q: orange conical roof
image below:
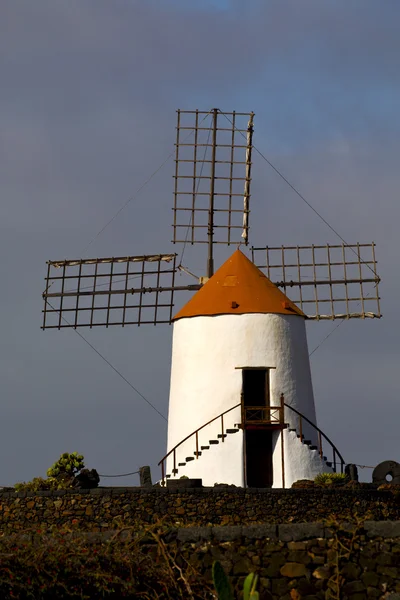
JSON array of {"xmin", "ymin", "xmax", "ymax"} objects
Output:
[{"xmin": 173, "ymin": 249, "xmax": 304, "ymax": 321}]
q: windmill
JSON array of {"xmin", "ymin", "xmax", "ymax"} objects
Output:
[{"xmin": 42, "ymin": 108, "xmax": 381, "ymax": 489}]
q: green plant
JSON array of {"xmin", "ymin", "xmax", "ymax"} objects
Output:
[
  {"xmin": 212, "ymin": 560, "xmax": 259, "ymax": 600},
  {"xmin": 14, "ymin": 452, "xmax": 85, "ymax": 492},
  {"xmin": 180, "ymin": 475, "xmax": 189, "ymax": 479},
  {"xmin": 0, "ymin": 520, "xmax": 215, "ymax": 599},
  {"xmin": 314, "ymin": 472, "xmax": 348, "ymax": 486},
  {"xmin": 47, "ymin": 452, "xmax": 84, "ymax": 478}
]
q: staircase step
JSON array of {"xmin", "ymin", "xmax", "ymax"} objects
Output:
[
  {"xmin": 166, "ymin": 474, "xmax": 171, "ymax": 478},
  {"xmin": 209, "ymin": 440, "xmax": 219, "ymax": 445},
  {"xmin": 217, "ymin": 434, "xmax": 227, "ymax": 439},
  {"xmin": 309, "ymin": 446, "xmax": 318, "ymax": 451},
  {"xmin": 186, "ymin": 456, "xmax": 195, "ymax": 462},
  {"xmin": 193, "ymin": 451, "xmax": 202, "ymax": 456},
  {"xmin": 178, "ymin": 463, "xmax": 186, "ymax": 466},
  {"xmin": 172, "ymin": 468, "xmax": 179, "ymax": 474},
  {"xmin": 201, "ymin": 446, "xmax": 210, "ymax": 450},
  {"xmin": 326, "ymin": 462, "xmax": 332, "ymax": 467},
  {"xmin": 303, "ymin": 440, "xmax": 311, "ymax": 445},
  {"xmin": 226, "ymin": 429, "xmax": 239, "ymax": 434},
  {"xmin": 289, "ymin": 428, "xmax": 297, "ymax": 432},
  {"xmin": 297, "ymin": 434, "xmax": 304, "ymax": 440}
]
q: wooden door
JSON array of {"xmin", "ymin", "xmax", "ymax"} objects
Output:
[{"xmin": 245, "ymin": 429, "xmax": 273, "ymax": 488}]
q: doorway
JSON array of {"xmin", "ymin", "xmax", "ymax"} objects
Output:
[
  {"xmin": 242, "ymin": 368, "xmax": 270, "ymax": 407},
  {"xmin": 245, "ymin": 429, "xmax": 273, "ymax": 487}
]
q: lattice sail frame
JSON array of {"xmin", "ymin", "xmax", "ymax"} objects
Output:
[
  {"xmin": 251, "ymin": 243, "xmax": 381, "ymax": 320},
  {"xmin": 42, "ymin": 254, "xmax": 181, "ymax": 329},
  {"xmin": 172, "ymin": 109, "xmax": 254, "ymax": 246}
]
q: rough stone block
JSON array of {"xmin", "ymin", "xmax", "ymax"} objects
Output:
[
  {"xmin": 242, "ymin": 525, "xmax": 277, "ymax": 539},
  {"xmin": 177, "ymin": 527, "xmax": 212, "ymax": 542},
  {"xmin": 364, "ymin": 521, "xmax": 400, "ymax": 538},
  {"xmin": 278, "ymin": 523, "xmax": 324, "ymax": 541},
  {"xmin": 212, "ymin": 526, "xmax": 242, "ymax": 541}
]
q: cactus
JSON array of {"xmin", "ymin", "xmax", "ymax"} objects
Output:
[
  {"xmin": 212, "ymin": 561, "xmax": 234, "ymax": 600},
  {"xmin": 47, "ymin": 452, "xmax": 84, "ymax": 479},
  {"xmin": 243, "ymin": 572, "xmax": 259, "ymax": 600},
  {"xmin": 314, "ymin": 472, "xmax": 348, "ymax": 486},
  {"xmin": 212, "ymin": 561, "xmax": 260, "ymax": 600}
]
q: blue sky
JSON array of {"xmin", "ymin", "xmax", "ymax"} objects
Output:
[{"xmin": 1, "ymin": 0, "xmax": 399, "ymax": 486}]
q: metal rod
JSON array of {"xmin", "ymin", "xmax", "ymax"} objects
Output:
[
  {"xmin": 74, "ymin": 261, "xmax": 83, "ymax": 329},
  {"xmin": 207, "ymin": 108, "xmax": 218, "ymax": 278},
  {"xmin": 43, "ymin": 261, "xmax": 51, "ymax": 330},
  {"xmin": 191, "ymin": 110, "xmax": 199, "ymax": 244},
  {"xmin": 371, "ymin": 243, "xmax": 381, "ymax": 317},
  {"xmin": 58, "ymin": 264, "xmax": 66, "ymax": 329},
  {"xmin": 318, "ymin": 431, "xmax": 323, "ymax": 458},
  {"xmin": 121, "ymin": 260, "xmax": 130, "ymax": 328},
  {"xmin": 196, "ymin": 431, "xmax": 199, "ymax": 458},
  {"xmin": 221, "ymin": 413, "xmax": 224, "ymax": 442},
  {"xmin": 90, "ymin": 261, "xmax": 99, "ymax": 329},
  {"xmin": 169, "ymin": 256, "xmax": 176, "ymax": 324},
  {"xmin": 242, "ymin": 112, "xmax": 254, "ymax": 245},
  {"xmin": 327, "ymin": 245, "xmax": 335, "ymax": 319},
  {"xmin": 177, "ymin": 110, "xmax": 251, "ymax": 116},
  {"xmin": 296, "ymin": 246, "xmax": 304, "ymax": 312},
  {"xmin": 105, "ymin": 259, "xmax": 114, "ymax": 328},
  {"xmin": 281, "ymin": 427, "xmax": 285, "ymax": 489},
  {"xmin": 357, "ymin": 242, "xmax": 365, "ymax": 317},
  {"xmin": 44, "ymin": 284, "xmax": 201, "ymax": 299},
  {"xmin": 173, "ymin": 110, "xmax": 180, "ymax": 242},
  {"xmin": 228, "ymin": 111, "xmax": 235, "ymax": 245}
]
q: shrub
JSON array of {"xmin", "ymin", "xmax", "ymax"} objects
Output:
[
  {"xmin": 314, "ymin": 472, "xmax": 348, "ymax": 486},
  {"xmin": 14, "ymin": 452, "xmax": 85, "ymax": 492}
]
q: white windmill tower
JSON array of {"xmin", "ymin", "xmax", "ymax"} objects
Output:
[{"xmin": 41, "ymin": 108, "xmax": 381, "ymax": 488}]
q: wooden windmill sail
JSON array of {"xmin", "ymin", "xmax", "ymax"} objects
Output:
[{"xmin": 41, "ymin": 108, "xmax": 381, "ymax": 488}]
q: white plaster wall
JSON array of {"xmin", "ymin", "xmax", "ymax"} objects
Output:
[
  {"xmin": 272, "ymin": 429, "xmax": 332, "ymax": 489},
  {"xmin": 166, "ymin": 313, "xmax": 319, "ymax": 487}
]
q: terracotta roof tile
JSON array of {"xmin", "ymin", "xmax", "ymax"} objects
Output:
[{"xmin": 173, "ymin": 249, "xmax": 304, "ymax": 320}]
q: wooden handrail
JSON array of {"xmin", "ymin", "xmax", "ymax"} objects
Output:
[
  {"xmin": 158, "ymin": 403, "xmax": 241, "ymax": 478},
  {"xmin": 283, "ymin": 398, "xmax": 345, "ymax": 473}
]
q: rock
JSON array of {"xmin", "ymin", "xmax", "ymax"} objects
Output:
[
  {"xmin": 291, "ymin": 480, "xmax": 315, "ymax": 488},
  {"xmin": 344, "ymin": 480, "xmax": 361, "ymax": 489},
  {"xmin": 345, "ymin": 463, "xmax": 359, "ymax": 481},
  {"xmin": 73, "ymin": 469, "xmax": 100, "ymax": 489},
  {"xmin": 213, "ymin": 483, "xmax": 237, "ymax": 488},
  {"xmin": 342, "ymin": 581, "xmax": 366, "ymax": 594},
  {"xmin": 139, "ymin": 466, "xmax": 152, "ymax": 487},
  {"xmin": 313, "ymin": 566, "xmax": 331, "ymax": 579},
  {"xmin": 280, "ymin": 562, "xmax": 308, "ymax": 577}
]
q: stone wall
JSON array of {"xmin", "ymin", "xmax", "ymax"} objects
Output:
[
  {"xmin": 164, "ymin": 521, "xmax": 400, "ymax": 598},
  {"xmin": 5, "ymin": 521, "xmax": 400, "ymax": 598},
  {"xmin": 1, "ymin": 486, "xmax": 400, "ymax": 533}
]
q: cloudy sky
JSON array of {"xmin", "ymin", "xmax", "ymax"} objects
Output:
[{"xmin": 1, "ymin": 0, "xmax": 399, "ymax": 486}]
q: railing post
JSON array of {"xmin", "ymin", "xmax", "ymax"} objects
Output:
[
  {"xmin": 333, "ymin": 449, "xmax": 337, "ymax": 473},
  {"xmin": 173, "ymin": 449, "xmax": 176, "ymax": 474},
  {"xmin": 280, "ymin": 393, "xmax": 284, "ymax": 424},
  {"xmin": 221, "ymin": 413, "xmax": 224, "ymax": 442},
  {"xmin": 196, "ymin": 431, "xmax": 199, "ymax": 458},
  {"xmin": 299, "ymin": 416, "xmax": 303, "ymax": 441},
  {"xmin": 318, "ymin": 431, "xmax": 323, "ymax": 458},
  {"xmin": 281, "ymin": 429, "xmax": 285, "ymax": 489},
  {"xmin": 161, "ymin": 459, "xmax": 165, "ymax": 485}
]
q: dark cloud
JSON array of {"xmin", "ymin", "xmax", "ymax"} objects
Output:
[{"xmin": 1, "ymin": 0, "xmax": 399, "ymax": 486}]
